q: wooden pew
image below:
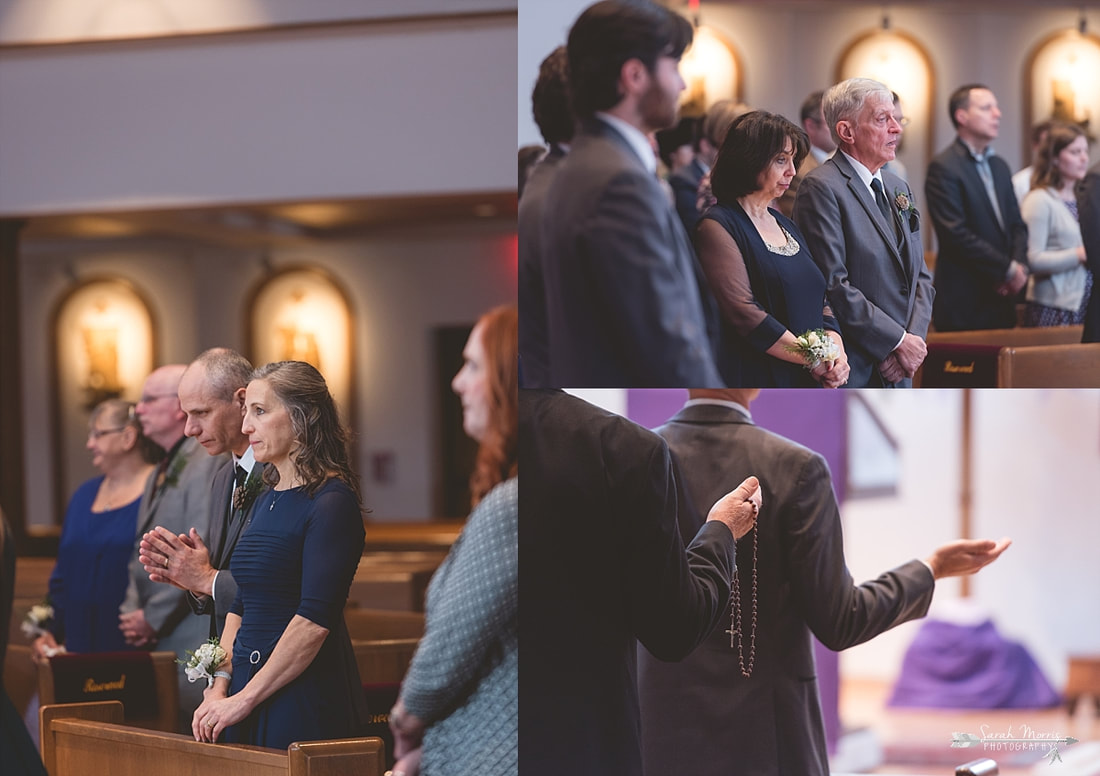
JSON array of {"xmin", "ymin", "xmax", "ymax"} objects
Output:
[
  {"xmin": 926, "ymin": 324, "xmax": 1084, "ymax": 346},
  {"xmin": 998, "ymin": 343, "xmax": 1100, "ymax": 387},
  {"xmin": 916, "ymin": 326, "xmax": 1092, "ymax": 387},
  {"xmin": 363, "ymin": 521, "xmax": 463, "ymax": 554},
  {"xmin": 38, "ymin": 650, "xmax": 179, "ymax": 733},
  {"xmin": 344, "ymin": 608, "xmax": 425, "ymax": 641},
  {"xmin": 39, "ymin": 701, "xmax": 386, "ymax": 776},
  {"xmin": 352, "ymin": 638, "xmax": 419, "ymax": 685},
  {"xmin": 348, "ymin": 560, "xmax": 438, "ymax": 612}
]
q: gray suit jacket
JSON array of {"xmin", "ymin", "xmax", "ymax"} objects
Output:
[
  {"xmin": 121, "ymin": 436, "xmax": 225, "ymax": 724},
  {"xmin": 794, "ymin": 152, "xmax": 934, "ymax": 387},
  {"xmin": 539, "ymin": 117, "xmax": 722, "ymax": 387},
  {"xmin": 186, "ymin": 458, "xmax": 268, "ymax": 637},
  {"xmin": 638, "ymin": 403, "xmax": 935, "ymax": 776}
]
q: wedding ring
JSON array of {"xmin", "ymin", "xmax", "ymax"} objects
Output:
[
  {"xmin": 207, "ymin": 721, "xmax": 215, "ymax": 728},
  {"xmin": 164, "ymin": 558, "xmax": 170, "ymax": 569}
]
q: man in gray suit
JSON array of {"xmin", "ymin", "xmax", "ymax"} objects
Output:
[
  {"xmin": 537, "ymin": 0, "xmax": 722, "ymax": 386},
  {"xmin": 138, "ymin": 349, "xmax": 265, "ymax": 638},
  {"xmin": 637, "ymin": 389, "xmax": 1012, "ymax": 776},
  {"xmin": 119, "ymin": 364, "xmax": 224, "ymax": 730},
  {"xmin": 794, "ymin": 77, "xmax": 934, "ymax": 387}
]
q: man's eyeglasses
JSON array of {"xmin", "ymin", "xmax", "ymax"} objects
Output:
[{"xmin": 88, "ymin": 427, "xmax": 127, "ymax": 440}]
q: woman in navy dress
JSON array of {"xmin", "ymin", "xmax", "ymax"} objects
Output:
[
  {"xmin": 191, "ymin": 361, "xmax": 367, "ymax": 749},
  {"xmin": 32, "ymin": 399, "xmax": 161, "ymax": 660},
  {"xmin": 696, "ymin": 110, "xmax": 850, "ymax": 388}
]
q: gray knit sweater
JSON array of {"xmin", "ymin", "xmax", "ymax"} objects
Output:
[{"xmin": 401, "ymin": 477, "xmax": 518, "ymax": 776}]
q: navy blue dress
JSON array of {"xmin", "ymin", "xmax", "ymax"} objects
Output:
[
  {"xmin": 48, "ymin": 476, "xmax": 139, "ymax": 653},
  {"xmin": 699, "ymin": 203, "xmax": 839, "ymax": 387},
  {"xmin": 225, "ymin": 478, "xmax": 368, "ymax": 750}
]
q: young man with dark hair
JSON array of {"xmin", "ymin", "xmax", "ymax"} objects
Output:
[{"xmin": 535, "ymin": 0, "xmax": 722, "ymax": 386}]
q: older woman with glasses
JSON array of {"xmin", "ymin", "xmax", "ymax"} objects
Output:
[{"xmin": 32, "ymin": 399, "xmax": 164, "ymax": 661}]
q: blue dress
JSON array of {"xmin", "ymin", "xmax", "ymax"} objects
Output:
[
  {"xmin": 699, "ymin": 203, "xmax": 840, "ymax": 387},
  {"xmin": 48, "ymin": 476, "xmax": 140, "ymax": 653},
  {"xmin": 225, "ymin": 478, "xmax": 368, "ymax": 750}
]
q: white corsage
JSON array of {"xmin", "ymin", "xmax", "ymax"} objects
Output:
[
  {"xmin": 786, "ymin": 328, "xmax": 840, "ymax": 371},
  {"xmin": 21, "ymin": 601, "xmax": 65, "ymax": 656},
  {"xmin": 178, "ymin": 637, "xmax": 227, "ymax": 687}
]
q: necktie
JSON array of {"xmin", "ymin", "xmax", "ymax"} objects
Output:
[
  {"xmin": 872, "ymin": 178, "xmax": 902, "ymax": 245},
  {"xmin": 231, "ymin": 465, "xmax": 249, "ymax": 513},
  {"xmin": 974, "ymin": 155, "xmax": 1005, "ymax": 230}
]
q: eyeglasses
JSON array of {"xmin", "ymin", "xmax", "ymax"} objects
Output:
[
  {"xmin": 138, "ymin": 393, "xmax": 177, "ymax": 404},
  {"xmin": 88, "ymin": 427, "xmax": 127, "ymax": 440}
]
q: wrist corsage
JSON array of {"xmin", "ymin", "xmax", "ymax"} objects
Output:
[
  {"xmin": 786, "ymin": 329, "xmax": 840, "ymax": 371},
  {"xmin": 178, "ymin": 637, "xmax": 227, "ymax": 687},
  {"xmin": 22, "ymin": 600, "xmax": 66, "ymax": 655}
]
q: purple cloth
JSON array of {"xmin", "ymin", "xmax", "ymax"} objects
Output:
[{"xmin": 888, "ymin": 619, "xmax": 1060, "ymax": 708}]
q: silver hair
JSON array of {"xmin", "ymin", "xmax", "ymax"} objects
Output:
[{"xmin": 823, "ymin": 77, "xmax": 893, "ymax": 147}]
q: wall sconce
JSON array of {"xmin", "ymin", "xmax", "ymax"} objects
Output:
[
  {"xmin": 246, "ymin": 266, "xmax": 356, "ymax": 427},
  {"xmin": 678, "ymin": 24, "xmax": 743, "ymax": 117}
]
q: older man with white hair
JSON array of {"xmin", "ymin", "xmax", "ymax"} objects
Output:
[{"xmin": 794, "ymin": 77, "xmax": 933, "ymax": 387}]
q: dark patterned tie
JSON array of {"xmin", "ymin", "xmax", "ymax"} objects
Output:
[
  {"xmin": 231, "ymin": 464, "xmax": 248, "ymax": 513},
  {"xmin": 872, "ymin": 178, "xmax": 902, "ymax": 244}
]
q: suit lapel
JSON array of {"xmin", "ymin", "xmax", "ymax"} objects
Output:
[
  {"xmin": 831, "ymin": 155, "xmax": 907, "ymax": 276},
  {"xmin": 217, "ymin": 464, "xmax": 265, "ymax": 570}
]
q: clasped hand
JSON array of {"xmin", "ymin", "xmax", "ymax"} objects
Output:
[{"xmin": 140, "ymin": 526, "xmax": 216, "ymax": 595}]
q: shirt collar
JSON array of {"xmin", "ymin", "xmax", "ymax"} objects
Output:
[
  {"xmin": 959, "ymin": 137, "xmax": 996, "ymax": 163},
  {"xmin": 809, "ymin": 145, "xmax": 831, "ymax": 164},
  {"xmin": 233, "ymin": 444, "xmax": 256, "ymax": 474},
  {"xmin": 595, "ymin": 111, "xmax": 657, "ymax": 175},
  {"xmin": 839, "ymin": 149, "xmax": 883, "ymax": 193},
  {"xmin": 683, "ymin": 397, "xmax": 753, "ymax": 421}
]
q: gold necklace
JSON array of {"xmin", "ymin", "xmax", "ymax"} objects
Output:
[{"xmin": 726, "ymin": 525, "xmax": 758, "ymax": 677}]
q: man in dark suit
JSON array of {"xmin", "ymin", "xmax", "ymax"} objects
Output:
[
  {"xmin": 638, "ymin": 389, "xmax": 1012, "ymax": 776},
  {"xmin": 794, "ymin": 77, "xmax": 934, "ymax": 387},
  {"xmin": 138, "ymin": 349, "xmax": 265, "ymax": 637},
  {"xmin": 120, "ymin": 364, "xmax": 225, "ymax": 729},
  {"xmin": 1078, "ymin": 161, "xmax": 1100, "ymax": 342},
  {"xmin": 925, "ymin": 84, "xmax": 1029, "ymax": 331},
  {"xmin": 538, "ymin": 0, "xmax": 722, "ymax": 386},
  {"xmin": 519, "ymin": 46, "xmax": 572, "ymax": 388},
  {"xmin": 519, "ymin": 390, "xmax": 760, "ymax": 776}
]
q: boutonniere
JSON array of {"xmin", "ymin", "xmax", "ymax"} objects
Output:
[
  {"xmin": 233, "ymin": 473, "xmax": 263, "ymax": 513},
  {"xmin": 178, "ymin": 637, "xmax": 227, "ymax": 687},
  {"xmin": 894, "ymin": 189, "xmax": 920, "ymax": 233},
  {"xmin": 162, "ymin": 453, "xmax": 189, "ymax": 489}
]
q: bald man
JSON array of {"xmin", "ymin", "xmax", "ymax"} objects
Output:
[{"xmin": 118, "ymin": 365, "xmax": 225, "ymax": 731}]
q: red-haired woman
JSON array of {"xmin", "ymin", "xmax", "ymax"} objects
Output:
[{"xmin": 390, "ymin": 304, "xmax": 518, "ymax": 776}]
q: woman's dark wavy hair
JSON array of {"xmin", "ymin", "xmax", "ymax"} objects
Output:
[
  {"xmin": 567, "ymin": 0, "xmax": 692, "ymax": 119},
  {"xmin": 710, "ymin": 110, "xmax": 809, "ymax": 204},
  {"xmin": 250, "ymin": 361, "xmax": 363, "ymax": 509},
  {"xmin": 468, "ymin": 304, "xmax": 518, "ymax": 507}
]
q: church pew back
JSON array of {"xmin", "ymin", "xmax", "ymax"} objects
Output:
[
  {"xmin": 344, "ymin": 607, "xmax": 425, "ymax": 641},
  {"xmin": 998, "ymin": 343, "xmax": 1100, "ymax": 387},
  {"xmin": 40, "ymin": 701, "xmax": 386, "ymax": 776},
  {"xmin": 352, "ymin": 638, "xmax": 419, "ymax": 685}
]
